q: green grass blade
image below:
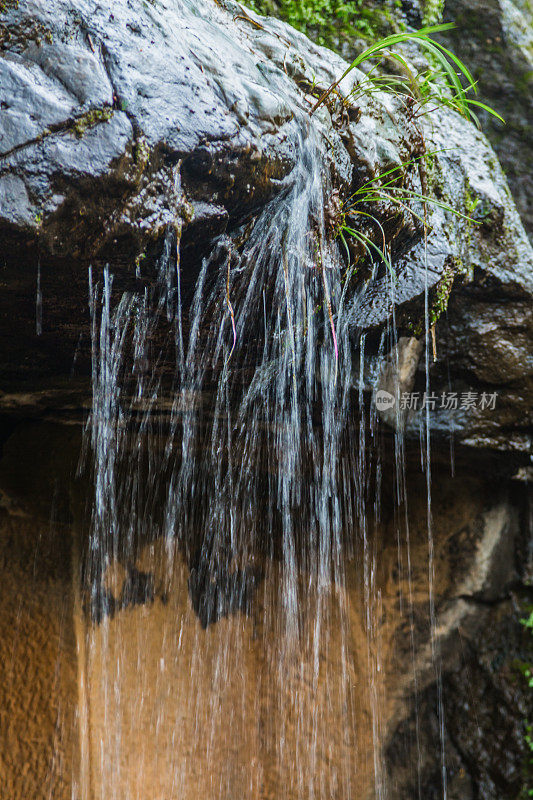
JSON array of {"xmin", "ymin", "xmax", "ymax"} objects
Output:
[
  {"xmin": 420, "ymin": 40, "xmax": 467, "ymax": 108},
  {"xmin": 311, "ymin": 25, "xmax": 457, "ymax": 113},
  {"xmin": 464, "ymin": 99, "xmax": 505, "ymax": 123},
  {"xmin": 434, "ymin": 41, "xmax": 477, "ymax": 91}
]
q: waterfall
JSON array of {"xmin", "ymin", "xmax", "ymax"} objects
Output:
[
  {"xmin": 1, "ymin": 0, "xmax": 531, "ymax": 795},
  {"xmin": 79, "ymin": 110, "xmax": 433, "ymax": 800}
]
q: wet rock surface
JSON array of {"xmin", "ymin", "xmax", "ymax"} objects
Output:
[
  {"xmin": 251, "ymin": 0, "xmax": 533, "ymax": 242},
  {"xmin": 1, "ymin": 0, "xmax": 530, "ymax": 401},
  {"xmin": 370, "ymin": 110, "xmax": 533, "ymax": 462},
  {"xmin": 381, "ymin": 475, "xmax": 532, "ymax": 800},
  {"xmin": 0, "ymin": 503, "xmax": 77, "ymax": 800},
  {"xmin": 388, "ymin": 594, "xmax": 533, "ymax": 800},
  {"xmin": 0, "ymin": 0, "xmax": 413, "ymax": 392},
  {"xmin": 438, "ymin": 0, "xmax": 533, "ymax": 241},
  {"xmin": 0, "ymin": 419, "xmax": 529, "ymax": 800},
  {"xmin": 0, "ymin": 0, "xmax": 414, "ymax": 250}
]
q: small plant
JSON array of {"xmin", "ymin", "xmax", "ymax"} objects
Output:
[
  {"xmin": 333, "ymin": 153, "xmax": 481, "ymax": 283},
  {"xmin": 351, "ymin": 155, "xmax": 481, "ymax": 221},
  {"xmin": 464, "ymin": 189, "xmax": 481, "ymax": 216},
  {"xmin": 336, "ymin": 208, "xmax": 394, "ymax": 278},
  {"xmin": 311, "ymin": 25, "xmax": 504, "ymax": 128}
]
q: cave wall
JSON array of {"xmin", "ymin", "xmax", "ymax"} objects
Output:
[
  {"xmin": 0, "ymin": 512, "xmax": 77, "ymax": 800},
  {"xmin": 0, "ymin": 420, "xmax": 530, "ymax": 799}
]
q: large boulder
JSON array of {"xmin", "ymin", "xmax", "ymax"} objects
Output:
[
  {"xmin": 0, "ymin": 0, "xmax": 419, "ymax": 256},
  {"xmin": 1, "ymin": 0, "xmax": 531, "ymax": 415},
  {"xmin": 438, "ymin": 0, "xmax": 533, "ymax": 240},
  {"xmin": 0, "ymin": 0, "xmax": 424, "ymax": 396}
]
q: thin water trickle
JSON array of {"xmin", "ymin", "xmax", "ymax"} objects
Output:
[
  {"xmin": 78, "ymin": 107, "xmax": 441, "ymax": 800},
  {"xmin": 423, "ymin": 228, "xmax": 447, "ymax": 800}
]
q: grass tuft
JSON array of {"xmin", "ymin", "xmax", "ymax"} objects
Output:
[{"xmin": 311, "ymin": 25, "xmax": 504, "ymax": 127}]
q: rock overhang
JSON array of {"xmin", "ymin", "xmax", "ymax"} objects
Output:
[{"xmin": 0, "ymin": 0, "xmax": 531, "ymax": 462}]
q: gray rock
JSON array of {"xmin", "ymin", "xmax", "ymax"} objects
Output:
[
  {"xmin": 373, "ymin": 108, "xmax": 533, "ymax": 459},
  {"xmin": 0, "ymin": 0, "xmax": 426, "ymax": 261},
  {"xmin": 0, "ymin": 7, "xmax": 530, "ymax": 800},
  {"xmin": 0, "ymin": 173, "xmax": 35, "ymax": 226},
  {"xmin": 438, "ymin": 0, "xmax": 533, "ymax": 240}
]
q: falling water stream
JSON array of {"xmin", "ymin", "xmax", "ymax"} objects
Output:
[{"xmin": 78, "ymin": 107, "xmax": 441, "ymax": 800}]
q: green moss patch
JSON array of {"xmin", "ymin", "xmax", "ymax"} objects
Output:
[
  {"xmin": 247, "ymin": 0, "xmax": 398, "ymax": 48},
  {"xmin": 72, "ymin": 106, "xmax": 114, "ymax": 138}
]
